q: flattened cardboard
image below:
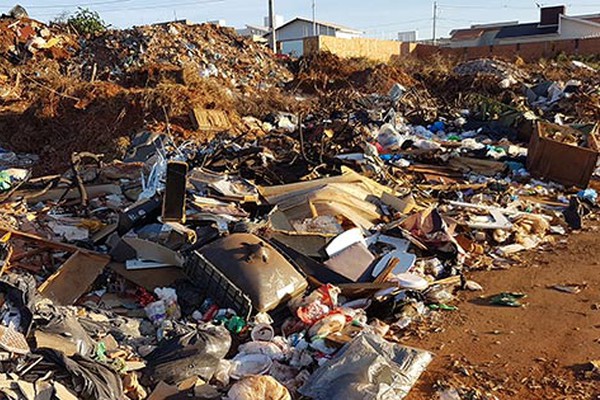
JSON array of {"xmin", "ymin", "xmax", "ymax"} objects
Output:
[
  {"xmin": 38, "ymin": 251, "xmax": 110, "ymax": 305},
  {"xmin": 324, "ymin": 242, "xmax": 375, "ymax": 282},
  {"xmin": 190, "ymin": 108, "xmax": 232, "ymax": 132}
]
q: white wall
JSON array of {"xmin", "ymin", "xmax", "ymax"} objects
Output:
[
  {"xmin": 560, "ymin": 17, "xmax": 600, "ymax": 39},
  {"xmin": 276, "ymin": 20, "xmax": 315, "ymax": 41},
  {"xmin": 335, "ymin": 30, "xmax": 361, "ymax": 39}
]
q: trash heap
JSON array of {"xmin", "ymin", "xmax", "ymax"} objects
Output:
[
  {"xmin": 0, "ymin": 16, "xmax": 298, "ymax": 176},
  {"xmin": 0, "ymin": 9, "xmax": 598, "ymax": 400},
  {"xmin": 69, "ymin": 22, "xmax": 292, "ymax": 89},
  {"xmin": 0, "ymin": 15, "xmax": 76, "ymax": 64}
]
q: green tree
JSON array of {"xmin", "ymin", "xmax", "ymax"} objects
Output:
[{"xmin": 66, "ymin": 7, "xmax": 109, "ymax": 36}]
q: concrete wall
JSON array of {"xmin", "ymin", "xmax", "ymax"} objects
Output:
[
  {"xmin": 302, "ymin": 34, "xmax": 600, "ymax": 63},
  {"xmin": 304, "ymin": 36, "xmax": 402, "ymax": 62},
  {"xmin": 409, "ymin": 36, "xmax": 600, "ymax": 61}
]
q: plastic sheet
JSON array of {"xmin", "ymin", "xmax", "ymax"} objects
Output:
[{"xmin": 299, "ymin": 333, "xmax": 433, "ymax": 400}]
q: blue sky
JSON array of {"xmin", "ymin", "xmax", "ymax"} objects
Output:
[{"xmin": 21, "ymin": 0, "xmax": 600, "ymax": 39}]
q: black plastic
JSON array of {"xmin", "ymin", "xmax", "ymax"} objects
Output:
[{"xmin": 183, "ymin": 251, "xmax": 253, "ymax": 319}]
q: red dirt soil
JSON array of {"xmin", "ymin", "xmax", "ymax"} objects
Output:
[{"xmin": 405, "ymin": 227, "xmax": 600, "ymax": 399}]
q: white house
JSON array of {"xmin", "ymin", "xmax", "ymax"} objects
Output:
[{"xmin": 265, "ymin": 17, "xmax": 363, "ymax": 55}]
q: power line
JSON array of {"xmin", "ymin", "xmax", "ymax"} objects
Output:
[
  {"xmin": 24, "ymin": 0, "xmax": 130, "ymax": 9},
  {"xmin": 438, "ymin": 4, "xmax": 533, "ymax": 10},
  {"xmin": 360, "ymin": 18, "xmax": 432, "ymax": 30},
  {"xmin": 33, "ymin": 0, "xmax": 226, "ymax": 18},
  {"xmin": 438, "ymin": 17, "xmax": 479, "ymax": 23}
]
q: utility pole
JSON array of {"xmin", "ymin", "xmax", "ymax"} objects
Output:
[
  {"xmin": 432, "ymin": 1, "xmax": 438, "ymax": 45},
  {"xmin": 268, "ymin": 0, "xmax": 276, "ymax": 52},
  {"xmin": 312, "ymin": 0, "xmax": 317, "ymax": 36}
]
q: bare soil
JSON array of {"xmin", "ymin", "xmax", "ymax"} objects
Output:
[{"xmin": 405, "ymin": 227, "xmax": 600, "ymax": 400}]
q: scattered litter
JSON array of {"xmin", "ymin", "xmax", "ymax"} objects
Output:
[
  {"xmin": 489, "ymin": 292, "xmax": 527, "ymax": 307},
  {"xmin": 549, "ymin": 283, "xmax": 587, "ymax": 294},
  {"xmin": 0, "ymin": 6, "xmax": 595, "ymax": 399}
]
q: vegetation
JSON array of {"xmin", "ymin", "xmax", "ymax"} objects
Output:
[{"xmin": 54, "ymin": 7, "xmax": 109, "ymax": 36}]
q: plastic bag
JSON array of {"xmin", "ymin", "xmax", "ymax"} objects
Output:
[
  {"xmin": 299, "ymin": 333, "xmax": 433, "ymax": 400},
  {"xmin": 34, "ymin": 301, "xmax": 96, "ymax": 357},
  {"xmin": 144, "ymin": 325, "xmax": 231, "ymax": 384},
  {"xmin": 377, "ymin": 124, "xmax": 405, "ymax": 151},
  {"xmin": 34, "ymin": 348, "xmax": 123, "ymax": 400}
]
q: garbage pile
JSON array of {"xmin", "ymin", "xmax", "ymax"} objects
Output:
[
  {"xmin": 0, "ymin": 13, "xmax": 76, "ymax": 64},
  {"xmin": 0, "ymin": 16, "xmax": 299, "ymax": 175},
  {"xmin": 69, "ymin": 22, "xmax": 292, "ymax": 89},
  {"xmin": 0, "ymin": 78, "xmax": 597, "ymax": 399},
  {"xmin": 453, "ymin": 58, "xmax": 529, "ymax": 88},
  {"xmin": 0, "ymin": 7, "xmax": 598, "ymax": 399}
]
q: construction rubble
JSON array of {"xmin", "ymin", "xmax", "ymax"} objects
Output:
[{"xmin": 0, "ymin": 8, "xmax": 598, "ymax": 400}]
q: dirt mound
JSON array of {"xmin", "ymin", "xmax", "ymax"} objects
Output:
[{"xmin": 291, "ymin": 52, "xmax": 414, "ymax": 95}]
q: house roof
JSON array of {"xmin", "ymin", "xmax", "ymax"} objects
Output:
[
  {"xmin": 245, "ymin": 24, "xmax": 269, "ymax": 32},
  {"xmin": 450, "ymin": 28, "xmax": 485, "ymax": 41},
  {"xmin": 450, "ymin": 21, "xmax": 516, "ymax": 41},
  {"xmin": 561, "ymin": 15, "xmax": 600, "ymax": 29},
  {"xmin": 574, "ymin": 13, "xmax": 600, "ymax": 23},
  {"xmin": 450, "ymin": 11, "xmax": 600, "ymax": 43},
  {"xmin": 275, "ymin": 17, "xmax": 363, "ymax": 34},
  {"xmin": 495, "ymin": 22, "xmax": 559, "ymax": 39}
]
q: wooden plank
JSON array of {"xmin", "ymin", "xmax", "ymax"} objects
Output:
[
  {"xmin": 189, "ymin": 108, "xmax": 232, "ymax": 132},
  {"xmin": 38, "ymin": 251, "xmax": 110, "ymax": 305},
  {"xmin": 374, "ymin": 258, "xmax": 399, "ymax": 284},
  {"xmin": 448, "ymin": 156, "xmax": 506, "ymax": 176},
  {"xmin": 0, "ymin": 226, "xmax": 93, "ymax": 254},
  {"xmin": 337, "ymin": 282, "xmax": 396, "ymax": 298}
]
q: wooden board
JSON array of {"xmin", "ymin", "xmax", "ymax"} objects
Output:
[
  {"xmin": 39, "ymin": 251, "xmax": 110, "ymax": 305},
  {"xmin": 189, "ymin": 108, "xmax": 231, "ymax": 132}
]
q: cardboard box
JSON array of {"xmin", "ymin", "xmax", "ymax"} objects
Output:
[{"xmin": 526, "ymin": 121, "xmax": 599, "ymax": 188}]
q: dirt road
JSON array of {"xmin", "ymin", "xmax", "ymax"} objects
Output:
[{"xmin": 405, "ymin": 228, "xmax": 600, "ymax": 400}]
